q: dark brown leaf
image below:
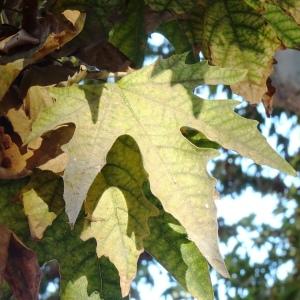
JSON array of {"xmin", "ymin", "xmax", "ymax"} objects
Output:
[
  {"xmin": 0, "ymin": 225, "xmax": 41, "ymax": 300},
  {"xmin": 0, "ymin": 29, "xmax": 40, "ymax": 54},
  {"xmin": 262, "ymin": 77, "xmax": 276, "ymax": 117},
  {"xmin": 26, "ymin": 124, "xmax": 75, "ymax": 172},
  {"xmin": 77, "ymin": 40, "xmax": 131, "ymax": 72},
  {"xmin": 0, "ymin": 126, "xmax": 31, "ymax": 179},
  {"xmin": 19, "ymin": 63, "xmax": 78, "ymax": 98}
]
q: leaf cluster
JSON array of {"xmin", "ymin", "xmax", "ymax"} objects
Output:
[{"xmin": 0, "ymin": 0, "xmax": 298, "ymax": 299}]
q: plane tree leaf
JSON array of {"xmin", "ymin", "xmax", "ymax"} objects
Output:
[
  {"xmin": 5, "ymin": 86, "xmax": 55, "ymax": 142},
  {"xmin": 1, "ymin": 85, "xmax": 75, "ymax": 178},
  {"xmin": 276, "ymin": 0, "xmax": 300, "ymax": 23},
  {"xmin": 145, "ymin": 212, "xmax": 213, "ymax": 300},
  {"xmin": 244, "ymin": 0, "xmax": 300, "ymax": 23},
  {"xmin": 22, "ymin": 189, "xmax": 56, "ymax": 240},
  {"xmin": 1, "ymin": 2, "xmax": 299, "ymax": 299},
  {"xmin": 34, "ymin": 213, "xmax": 124, "ymax": 300},
  {"xmin": 28, "ymin": 54, "xmax": 294, "ymax": 279},
  {"xmin": 263, "ymin": 3, "xmax": 300, "ymax": 48},
  {"xmin": 82, "ymin": 187, "xmax": 144, "ymax": 297},
  {"xmin": 142, "ymin": 0, "xmax": 300, "ymax": 103},
  {"xmin": 81, "ymin": 136, "xmax": 158, "ymax": 296},
  {"xmin": 201, "ymin": 0, "xmax": 281, "ymax": 103}
]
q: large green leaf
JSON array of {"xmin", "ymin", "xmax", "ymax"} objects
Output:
[
  {"xmin": 28, "ymin": 54, "xmax": 294, "ymax": 278},
  {"xmin": 244, "ymin": 0, "xmax": 300, "ymax": 23}
]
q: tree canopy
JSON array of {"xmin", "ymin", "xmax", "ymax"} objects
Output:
[{"xmin": 0, "ymin": 1, "xmax": 299, "ymax": 299}]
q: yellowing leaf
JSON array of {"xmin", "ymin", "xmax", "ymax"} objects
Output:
[
  {"xmin": 32, "ymin": 10, "xmax": 86, "ymax": 61},
  {"xmin": 21, "ymin": 170, "xmax": 64, "ymax": 239},
  {"xmin": 278, "ymin": 0, "xmax": 300, "ymax": 23},
  {"xmin": 7, "ymin": 86, "xmax": 55, "ymax": 142},
  {"xmin": 63, "ymin": 277, "xmax": 101, "ymax": 300},
  {"xmin": 0, "ymin": 128, "xmax": 30, "ymax": 179},
  {"xmin": 0, "ymin": 60, "xmax": 24, "ymax": 101},
  {"xmin": 29, "ymin": 54, "xmax": 294, "ymax": 278},
  {"xmin": 202, "ymin": 0, "xmax": 280, "ymax": 103},
  {"xmin": 82, "ymin": 187, "xmax": 141, "ymax": 296},
  {"xmin": 22, "ymin": 189, "xmax": 56, "ymax": 239},
  {"xmin": 82, "ymin": 136, "xmax": 158, "ymax": 297}
]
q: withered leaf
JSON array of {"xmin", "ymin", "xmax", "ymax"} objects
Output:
[
  {"xmin": 0, "ymin": 9, "xmax": 85, "ymax": 101},
  {"xmin": 26, "ymin": 124, "xmax": 74, "ymax": 172},
  {"xmin": 32, "ymin": 10, "xmax": 86, "ymax": 61},
  {"xmin": 0, "ymin": 29, "xmax": 39, "ymax": 55},
  {"xmin": 0, "ymin": 225, "xmax": 41, "ymax": 300},
  {"xmin": 0, "ymin": 127, "xmax": 31, "ymax": 179},
  {"xmin": 77, "ymin": 40, "xmax": 132, "ymax": 72}
]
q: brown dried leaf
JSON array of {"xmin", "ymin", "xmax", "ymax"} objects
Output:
[
  {"xmin": 0, "ymin": 127, "xmax": 30, "ymax": 179},
  {"xmin": 262, "ymin": 77, "xmax": 276, "ymax": 117},
  {"xmin": 0, "ymin": 29, "xmax": 39, "ymax": 55},
  {"xmin": 0, "ymin": 10, "xmax": 85, "ymax": 101},
  {"xmin": 77, "ymin": 40, "xmax": 132, "ymax": 72},
  {"xmin": 0, "ymin": 59, "xmax": 24, "ymax": 101},
  {"xmin": 6, "ymin": 86, "xmax": 55, "ymax": 142},
  {"xmin": 32, "ymin": 10, "xmax": 86, "ymax": 61},
  {"xmin": 3, "ymin": 78, "xmax": 73, "ymax": 178},
  {"xmin": 26, "ymin": 124, "xmax": 74, "ymax": 172},
  {"xmin": 0, "ymin": 225, "xmax": 41, "ymax": 300}
]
